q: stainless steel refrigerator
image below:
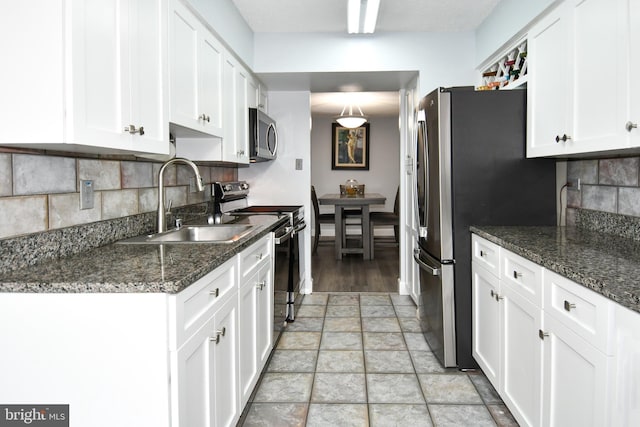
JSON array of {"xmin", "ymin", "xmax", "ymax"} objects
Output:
[{"xmin": 414, "ymin": 87, "xmax": 556, "ymax": 368}]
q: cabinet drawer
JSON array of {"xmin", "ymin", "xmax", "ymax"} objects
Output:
[
  {"xmin": 544, "ymin": 269, "xmax": 613, "ymax": 354},
  {"xmin": 239, "ymin": 234, "xmax": 273, "ymax": 282},
  {"xmin": 501, "ymin": 249, "xmax": 543, "ymax": 306},
  {"xmin": 169, "ymin": 256, "xmax": 237, "ymax": 349},
  {"xmin": 472, "ymin": 234, "xmax": 500, "ymax": 276}
]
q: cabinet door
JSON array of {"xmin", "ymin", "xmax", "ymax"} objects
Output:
[
  {"xmin": 541, "ymin": 313, "xmax": 611, "ymax": 427},
  {"xmin": 213, "ymin": 296, "xmax": 240, "ymax": 427},
  {"xmin": 222, "ymin": 57, "xmax": 249, "ymax": 164},
  {"xmin": 238, "ymin": 274, "xmax": 258, "ymax": 407},
  {"xmin": 570, "ymin": 0, "xmax": 629, "ymax": 154},
  {"xmin": 199, "ymin": 31, "xmax": 224, "ymax": 135},
  {"xmin": 172, "ymin": 316, "xmax": 215, "ymax": 427},
  {"xmin": 612, "ymin": 305, "xmax": 640, "ymax": 426},
  {"xmin": 471, "ymin": 262, "xmax": 501, "ymax": 388},
  {"xmin": 70, "ymin": 0, "xmax": 131, "ymax": 150},
  {"xmin": 501, "ymin": 284, "xmax": 542, "ymax": 427},
  {"xmin": 256, "ymin": 263, "xmax": 274, "ymax": 369},
  {"xmin": 629, "ymin": 0, "xmax": 640, "ymax": 147},
  {"xmin": 128, "ymin": 0, "xmax": 169, "ymax": 153},
  {"xmin": 527, "ymin": 1, "xmax": 572, "ymax": 158}
]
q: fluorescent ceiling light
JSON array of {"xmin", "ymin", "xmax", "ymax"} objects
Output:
[
  {"xmin": 348, "ymin": 0, "xmax": 361, "ymax": 34},
  {"xmin": 348, "ymin": 0, "xmax": 380, "ymax": 34},
  {"xmin": 363, "ymin": 0, "xmax": 380, "ymax": 33}
]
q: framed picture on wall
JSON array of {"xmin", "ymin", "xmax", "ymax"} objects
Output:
[{"xmin": 331, "ymin": 123, "xmax": 370, "ymax": 170}]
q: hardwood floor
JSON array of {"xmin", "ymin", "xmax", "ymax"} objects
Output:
[{"xmin": 311, "ymin": 238, "xmax": 399, "ymax": 292}]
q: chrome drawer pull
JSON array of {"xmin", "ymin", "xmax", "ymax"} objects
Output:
[
  {"xmin": 490, "ymin": 290, "xmax": 503, "ymax": 301},
  {"xmin": 256, "ymin": 281, "xmax": 266, "ymax": 291},
  {"xmin": 564, "ymin": 300, "xmax": 576, "ymax": 311},
  {"xmin": 255, "ymin": 253, "xmax": 263, "ymax": 260},
  {"xmin": 513, "ymin": 270, "xmax": 523, "ymax": 279},
  {"xmin": 626, "ymin": 121, "xmax": 637, "ymax": 132},
  {"xmin": 480, "ymin": 250, "xmax": 485, "ymax": 257},
  {"xmin": 199, "ymin": 114, "xmax": 210, "ymax": 122},
  {"xmin": 539, "ymin": 329, "xmax": 549, "ymax": 340},
  {"xmin": 209, "ymin": 288, "xmax": 220, "ymax": 297}
]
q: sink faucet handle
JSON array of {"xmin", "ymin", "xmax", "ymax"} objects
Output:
[
  {"xmin": 165, "ymin": 199, "xmax": 173, "ymax": 214},
  {"xmin": 174, "ymin": 218, "xmax": 183, "ymax": 230}
]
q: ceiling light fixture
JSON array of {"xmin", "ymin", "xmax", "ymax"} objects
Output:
[
  {"xmin": 347, "ymin": 0, "xmax": 380, "ymax": 34},
  {"xmin": 336, "ymin": 104, "xmax": 368, "ymax": 128}
]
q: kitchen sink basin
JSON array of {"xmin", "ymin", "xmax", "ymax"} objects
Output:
[{"xmin": 116, "ymin": 224, "xmax": 254, "ymax": 245}]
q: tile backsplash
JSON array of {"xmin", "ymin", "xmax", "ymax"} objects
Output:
[
  {"xmin": 0, "ymin": 152, "xmax": 237, "ymax": 239},
  {"xmin": 567, "ymin": 156, "xmax": 640, "ymax": 225}
]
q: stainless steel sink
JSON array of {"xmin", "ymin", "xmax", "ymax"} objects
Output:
[{"xmin": 116, "ymin": 224, "xmax": 254, "ymax": 244}]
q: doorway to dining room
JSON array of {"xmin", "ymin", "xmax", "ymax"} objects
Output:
[{"xmin": 310, "ymin": 104, "xmax": 401, "ymax": 293}]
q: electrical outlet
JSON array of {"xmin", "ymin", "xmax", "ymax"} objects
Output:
[
  {"xmin": 80, "ymin": 180, "xmax": 94, "ymax": 209},
  {"xmin": 295, "ymin": 158, "xmax": 303, "ymax": 170},
  {"xmin": 568, "ymin": 178, "xmax": 581, "ymax": 191}
]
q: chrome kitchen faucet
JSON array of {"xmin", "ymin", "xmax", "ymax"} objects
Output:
[{"xmin": 157, "ymin": 158, "xmax": 205, "ymax": 233}]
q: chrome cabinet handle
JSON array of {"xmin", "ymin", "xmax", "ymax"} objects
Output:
[
  {"xmin": 539, "ymin": 329, "xmax": 549, "ymax": 340},
  {"xmin": 210, "ymin": 327, "xmax": 226, "ymax": 344},
  {"xmin": 479, "ymin": 250, "xmax": 485, "ymax": 257},
  {"xmin": 256, "ymin": 281, "xmax": 266, "ymax": 291},
  {"xmin": 490, "ymin": 290, "xmax": 503, "ymax": 301},
  {"xmin": 199, "ymin": 114, "xmax": 210, "ymax": 122},
  {"xmin": 513, "ymin": 270, "xmax": 523, "ymax": 279},
  {"xmin": 555, "ymin": 134, "xmax": 571, "ymax": 142},
  {"xmin": 237, "ymin": 150, "xmax": 245, "ymax": 156},
  {"xmin": 255, "ymin": 253, "xmax": 264, "ymax": 260},
  {"xmin": 124, "ymin": 124, "xmax": 144, "ymax": 135},
  {"xmin": 626, "ymin": 121, "xmax": 638, "ymax": 132},
  {"xmin": 564, "ymin": 300, "xmax": 576, "ymax": 311},
  {"xmin": 209, "ymin": 288, "xmax": 220, "ymax": 297}
]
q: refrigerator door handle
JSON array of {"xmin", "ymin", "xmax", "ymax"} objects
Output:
[
  {"xmin": 422, "ymin": 119, "xmax": 430, "ymax": 240},
  {"xmin": 413, "ymin": 248, "xmax": 440, "ymax": 276},
  {"xmin": 416, "ymin": 118, "xmax": 428, "ymax": 239}
]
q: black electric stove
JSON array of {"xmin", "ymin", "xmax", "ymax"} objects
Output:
[{"xmin": 213, "ymin": 182, "xmax": 306, "ymax": 340}]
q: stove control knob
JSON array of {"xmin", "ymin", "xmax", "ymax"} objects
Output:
[
  {"xmin": 224, "ymin": 184, "xmax": 233, "ymax": 191},
  {"xmin": 241, "ymin": 183, "xmax": 249, "ymax": 190}
]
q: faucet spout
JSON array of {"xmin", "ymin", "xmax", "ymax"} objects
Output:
[{"xmin": 157, "ymin": 158, "xmax": 205, "ymax": 233}]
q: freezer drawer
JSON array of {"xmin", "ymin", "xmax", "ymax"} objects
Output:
[{"xmin": 414, "ymin": 247, "xmax": 456, "ymax": 367}]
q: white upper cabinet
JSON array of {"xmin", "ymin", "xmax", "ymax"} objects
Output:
[
  {"xmin": 0, "ymin": 0, "xmax": 169, "ymax": 156},
  {"xmin": 221, "ymin": 55, "xmax": 250, "ymax": 163},
  {"xmin": 169, "ymin": 0, "xmax": 223, "ymax": 138},
  {"xmin": 527, "ymin": 0, "xmax": 632, "ymax": 157}
]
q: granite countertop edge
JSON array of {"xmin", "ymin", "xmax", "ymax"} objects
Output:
[
  {"xmin": 470, "ymin": 225, "xmax": 640, "ymax": 314},
  {"xmin": 0, "ymin": 216, "xmax": 287, "ymax": 295}
]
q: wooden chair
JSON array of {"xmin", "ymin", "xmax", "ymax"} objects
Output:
[
  {"xmin": 369, "ymin": 187, "xmax": 400, "ymax": 258},
  {"xmin": 311, "ymin": 185, "xmax": 362, "ymax": 255}
]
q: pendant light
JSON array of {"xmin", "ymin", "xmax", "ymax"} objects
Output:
[{"xmin": 335, "ymin": 103, "xmax": 368, "ymax": 128}]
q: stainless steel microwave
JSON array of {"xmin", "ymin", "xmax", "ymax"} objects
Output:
[{"xmin": 249, "ymin": 108, "xmax": 278, "ymax": 162}]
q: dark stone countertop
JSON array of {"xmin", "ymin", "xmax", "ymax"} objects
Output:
[
  {"xmin": 0, "ymin": 215, "xmax": 287, "ymax": 294},
  {"xmin": 470, "ymin": 226, "xmax": 640, "ymax": 314}
]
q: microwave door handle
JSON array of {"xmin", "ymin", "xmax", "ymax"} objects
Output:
[{"xmin": 268, "ymin": 123, "xmax": 278, "ymax": 156}]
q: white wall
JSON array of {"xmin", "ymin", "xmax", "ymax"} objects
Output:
[
  {"xmin": 311, "ymin": 115, "xmax": 400, "ymax": 236},
  {"xmin": 252, "ymin": 32, "xmax": 477, "ymax": 96},
  {"xmin": 474, "ymin": 0, "xmax": 557, "ymax": 65},
  {"xmin": 238, "ymin": 92, "xmax": 312, "ymax": 293},
  {"xmin": 187, "ymin": 0, "xmax": 254, "ymax": 67}
]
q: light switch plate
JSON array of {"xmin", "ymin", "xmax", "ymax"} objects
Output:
[
  {"xmin": 80, "ymin": 180, "xmax": 94, "ymax": 210},
  {"xmin": 295, "ymin": 158, "xmax": 303, "ymax": 170}
]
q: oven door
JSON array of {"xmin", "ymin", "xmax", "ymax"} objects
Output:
[{"xmin": 273, "ymin": 223, "xmax": 292, "ymax": 341}]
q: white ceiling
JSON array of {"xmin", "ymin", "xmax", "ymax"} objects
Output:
[
  {"xmin": 232, "ymin": 0, "xmax": 500, "ymax": 33},
  {"xmin": 231, "ymin": 0, "xmax": 501, "ymax": 116}
]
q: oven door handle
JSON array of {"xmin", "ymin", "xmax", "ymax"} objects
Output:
[
  {"xmin": 292, "ymin": 220, "xmax": 306, "ymax": 235},
  {"xmin": 274, "ymin": 226, "xmax": 293, "ymax": 245}
]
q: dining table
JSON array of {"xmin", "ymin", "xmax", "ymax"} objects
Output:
[{"xmin": 318, "ymin": 192, "xmax": 386, "ymax": 260}]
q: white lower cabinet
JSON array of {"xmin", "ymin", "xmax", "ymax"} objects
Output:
[
  {"xmin": 540, "ymin": 312, "xmax": 611, "ymax": 427},
  {"xmin": 471, "ymin": 233, "xmax": 636, "ymax": 427},
  {"xmin": 170, "ymin": 233, "xmax": 274, "ymax": 427},
  {"xmin": 471, "ymin": 234, "xmax": 543, "ymax": 427},
  {"xmin": 501, "ymin": 284, "xmax": 542, "ymax": 427}
]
